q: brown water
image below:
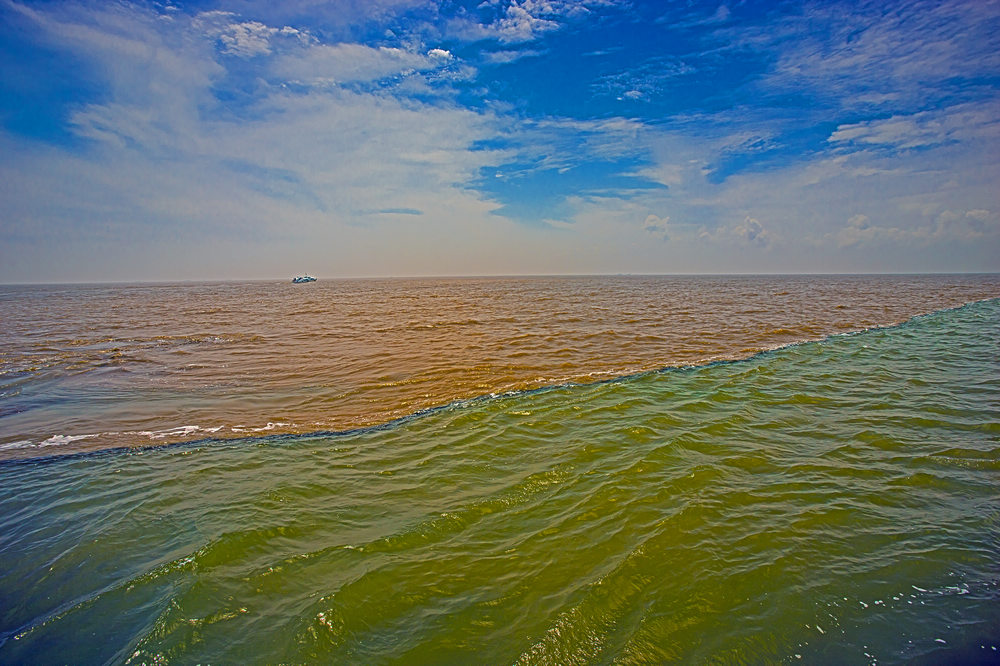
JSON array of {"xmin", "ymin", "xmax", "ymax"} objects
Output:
[{"xmin": 1, "ymin": 274, "xmax": 998, "ymax": 459}]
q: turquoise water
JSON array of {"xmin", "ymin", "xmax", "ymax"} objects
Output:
[{"xmin": 1, "ymin": 299, "xmax": 998, "ymax": 664}]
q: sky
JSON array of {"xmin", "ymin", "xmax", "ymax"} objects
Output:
[{"xmin": 0, "ymin": 0, "xmax": 998, "ymax": 281}]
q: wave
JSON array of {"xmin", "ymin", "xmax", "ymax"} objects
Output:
[{"xmin": 4, "ymin": 297, "xmax": 996, "ymax": 466}]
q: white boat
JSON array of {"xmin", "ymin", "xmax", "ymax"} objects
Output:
[{"xmin": 292, "ymin": 275, "xmax": 317, "ymax": 283}]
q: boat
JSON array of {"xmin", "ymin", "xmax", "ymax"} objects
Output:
[{"xmin": 292, "ymin": 275, "xmax": 317, "ymax": 283}]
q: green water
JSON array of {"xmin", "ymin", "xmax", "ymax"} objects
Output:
[{"xmin": 2, "ymin": 300, "xmax": 998, "ymax": 664}]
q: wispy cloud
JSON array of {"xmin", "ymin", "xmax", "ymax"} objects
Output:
[
  {"xmin": 482, "ymin": 48, "xmax": 545, "ymax": 64},
  {"xmin": 748, "ymin": 0, "xmax": 1000, "ymax": 111},
  {"xmin": 271, "ymin": 42, "xmax": 444, "ymax": 87},
  {"xmin": 828, "ymin": 103, "xmax": 1000, "ymax": 150},
  {"xmin": 592, "ymin": 56, "xmax": 696, "ymax": 102}
]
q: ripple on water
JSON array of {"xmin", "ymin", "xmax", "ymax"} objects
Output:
[
  {"xmin": 0, "ymin": 297, "xmax": 998, "ymax": 663},
  {"xmin": 2, "ymin": 276, "xmax": 998, "ymax": 458}
]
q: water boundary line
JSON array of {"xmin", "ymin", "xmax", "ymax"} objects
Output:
[{"xmin": 2, "ymin": 297, "xmax": 997, "ymax": 468}]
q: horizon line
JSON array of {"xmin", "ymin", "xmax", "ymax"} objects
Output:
[{"xmin": 3, "ymin": 271, "xmax": 1000, "ymax": 287}]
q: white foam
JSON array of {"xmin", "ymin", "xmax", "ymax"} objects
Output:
[
  {"xmin": 250, "ymin": 421, "xmax": 292, "ymax": 432},
  {"xmin": 0, "ymin": 440, "xmax": 36, "ymax": 451},
  {"xmin": 229, "ymin": 421, "xmax": 292, "ymax": 433},
  {"xmin": 40, "ymin": 433, "xmax": 99, "ymax": 447},
  {"xmin": 131, "ymin": 425, "xmax": 203, "ymax": 440}
]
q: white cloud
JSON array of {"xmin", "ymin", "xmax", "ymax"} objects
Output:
[
  {"xmin": 271, "ymin": 43, "xmax": 444, "ymax": 86},
  {"xmin": 732, "ymin": 216, "xmax": 769, "ymax": 245},
  {"xmin": 848, "ymin": 213, "xmax": 870, "ymax": 229},
  {"xmin": 829, "ymin": 207, "xmax": 998, "ymax": 249},
  {"xmin": 694, "ymin": 216, "xmax": 771, "ymax": 246},
  {"xmin": 643, "ymin": 214, "xmax": 669, "ymax": 239},
  {"xmin": 483, "ymin": 49, "xmax": 544, "ymax": 64},
  {"xmin": 495, "ymin": 2, "xmax": 559, "ymax": 42},
  {"xmin": 218, "ymin": 21, "xmax": 278, "ymax": 56},
  {"xmin": 828, "ymin": 104, "xmax": 1000, "ymax": 150},
  {"xmin": 447, "ymin": 0, "xmax": 619, "ymax": 44},
  {"xmin": 191, "ymin": 12, "xmax": 292, "ymax": 57},
  {"xmin": 745, "ymin": 0, "xmax": 1000, "ymax": 111},
  {"xmin": 8, "ymin": 1, "xmax": 223, "ymax": 101},
  {"xmin": 934, "ymin": 208, "xmax": 998, "ymax": 239}
]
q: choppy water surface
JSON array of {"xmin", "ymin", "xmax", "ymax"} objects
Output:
[
  {"xmin": 1, "ymin": 274, "xmax": 998, "ymax": 458},
  {"xmin": 0, "ymin": 284, "xmax": 998, "ymax": 664}
]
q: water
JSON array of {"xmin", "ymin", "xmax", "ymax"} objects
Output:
[
  {"xmin": 2, "ymin": 274, "xmax": 999, "ymax": 459},
  {"xmin": 1, "ymin": 276, "xmax": 999, "ymax": 663}
]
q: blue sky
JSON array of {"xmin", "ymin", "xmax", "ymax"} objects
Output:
[{"xmin": 1, "ymin": 0, "xmax": 998, "ymax": 281}]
